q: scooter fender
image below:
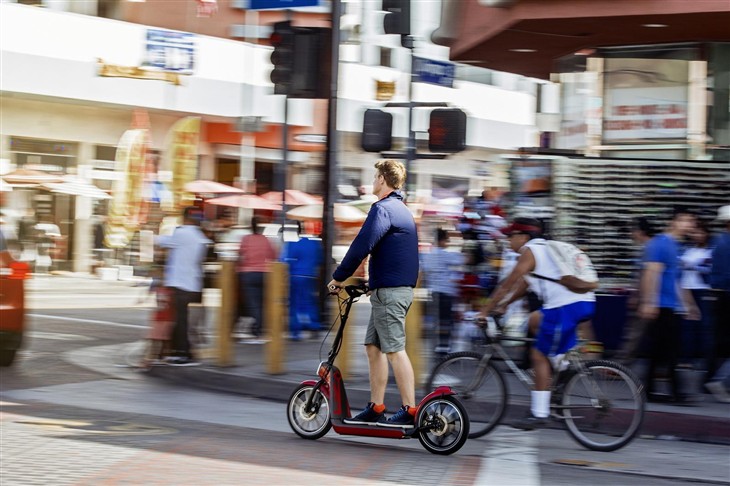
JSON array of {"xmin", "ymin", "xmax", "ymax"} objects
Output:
[
  {"xmin": 301, "ymin": 379, "xmax": 330, "ymax": 398},
  {"xmin": 416, "ymin": 386, "xmax": 456, "ymax": 410}
]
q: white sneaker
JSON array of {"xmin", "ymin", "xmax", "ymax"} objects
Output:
[{"xmin": 705, "ymin": 381, "xmax": 730, "ymax": 403}]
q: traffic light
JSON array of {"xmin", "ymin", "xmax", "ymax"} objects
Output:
[
  {"xmin": 383, "ymin": 0, "xmax": 410, "ymax": 35},
  {"xmin": 429, "ymin": 108, "xmax": 467, "ymax": 153},
  {"xmin": 270, "ymin": 21, "xmax": 295, "ymax": 95},
  {"xmin": 362, "ymin": 109, "xmax": 393, "ymax": 152},
  {"xmin": 270, "ymin": 23, "xmax": 332, "ymax": 99},
  {"xmin": 290, "ymin": 27, "xmax": 332, "ymax": 99}
]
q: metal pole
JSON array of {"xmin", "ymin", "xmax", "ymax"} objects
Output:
[
  {"xmin": 321, "ymin": 0, "xmax": 342, "ymax": 319},
  {"xmin": 404, "ymin": 35, "xmax": 416, "ymax": 200},
  {"xmin": 280, "ymin": 95, "xmax": 288, "ymax": 227}
]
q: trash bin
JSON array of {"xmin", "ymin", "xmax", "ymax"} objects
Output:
[{"xmin": 592, "ymin": 292, "xmax": 630, "ymax": 352}]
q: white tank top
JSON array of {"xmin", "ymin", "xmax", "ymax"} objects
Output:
[{"xmin": 523, "ymin": 239, "xmax": 595, "ymax": 310}]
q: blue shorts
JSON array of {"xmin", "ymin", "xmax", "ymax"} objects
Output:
[{"xmin": 535, "ymin": 301, "xmax": 595, "ymax": 356}]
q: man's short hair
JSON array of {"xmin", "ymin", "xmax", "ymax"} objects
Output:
[
  {"xmin": 375, "ymin": 159, "xmax": 407, "ymax": 190},
  {"xmin": 672, "ymin": 205, "xmax": 694, "ymax": 220},
  {"xmin": 633, "ymin": 217, "xmax": 655, "ymax": 237},
  {"xmin": 436, "ymin": 228, "xmax": 449, "ymax": 243},
  {"xmin": 183, "ymin": 206, "xmax": 203, "ymax": 225}
]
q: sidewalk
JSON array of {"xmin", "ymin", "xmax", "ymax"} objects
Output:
[{"xmin": 148, "ymin": 306, "xmax": 730, "ymax": 446}]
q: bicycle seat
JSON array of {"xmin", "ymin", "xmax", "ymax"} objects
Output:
[{"xmin": 345, "ymin": 284, "xmax": 369, "ymax": 298}]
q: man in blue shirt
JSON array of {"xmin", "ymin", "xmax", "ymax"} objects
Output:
[
  {"xmin": 640, "ymin": 207, "xmax": 699, "ymax": 402},
  {"xmin": 422, "ymin": 228, "xmax": 464, "ymax": 354},
  {"xmin": 328, "ymin": 160, "xmax": 419, "ymax": 428},
  {"xmin": 157, "ymin": 206, "xmax": 212, "ymax": 366}
]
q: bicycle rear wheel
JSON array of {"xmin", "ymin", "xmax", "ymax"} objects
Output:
[
  {"xmin": 426, "ymin": 352, "xmax": 507, "ymax": 439},
  {"xmin": 561, "ymin": 360, "xmax": 645, "ymax": 451}
]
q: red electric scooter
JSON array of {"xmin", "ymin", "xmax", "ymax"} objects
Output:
[{"xmin": 286, "ymin": 284, "xmax": 469, "ymax": 455}]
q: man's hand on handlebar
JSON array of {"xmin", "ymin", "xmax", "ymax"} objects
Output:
[{"xmin": 327, "ymin": 279, "xmax": 344, "ymax": 295}]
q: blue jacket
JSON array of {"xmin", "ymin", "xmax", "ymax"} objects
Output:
[
  {"xmin": 333, "ymin": 191, "xmax": 419, "ymax": 289},
  {"xmin": 711, "ymin": 231, "xmax": 730, "ymax": 291}
]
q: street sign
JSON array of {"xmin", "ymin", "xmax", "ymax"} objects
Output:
[
  {"xmin": 248, "ymin": 0, "xmax": 319, "ymax": 9},
  {"xmin": 412, "ymin": 56, "xmax": 455, "ymax": 88},
  {"xmin": 294, "ymin": 134, "xmax": 327, "ymax": 143}
]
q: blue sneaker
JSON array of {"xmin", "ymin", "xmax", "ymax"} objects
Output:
[
  {"xmin": 378, "ymin": 405, "xmax": 415, "ymax": 428},
  {"xmin": 344, "ymin": 402, "xmax": 385, "ymax": 425}
]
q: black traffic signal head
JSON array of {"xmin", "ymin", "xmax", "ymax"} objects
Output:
[
  {"xmin": 270, "ymin": 21, "xmax": 295, "ymax": 95},
  {"xmin": 362, "ymin": 109, "xmax": 393, "ymax": 153},
  {"xmin": 383, "ymin": 0, "xmax": 410, "ymax": 35},
  {"xmin": 429, "ymin": 108, "xmax": 467, "ymax": 153}
]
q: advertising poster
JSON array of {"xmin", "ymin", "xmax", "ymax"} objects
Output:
[
  {"xmin": 603, "ymin": 58, "xmax": 689, "ymax": 141},
  {"xmin": 163, "ymin": 117, "xmax": 201, "ymax": 212},
  {"xmin": 105, "ymin": 129, "xmax": 149, "ymax": 248}
]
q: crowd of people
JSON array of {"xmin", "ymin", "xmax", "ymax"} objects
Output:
[{"xmin": 136, "ymin": 175, "xmax": 729, "ymax": 412}]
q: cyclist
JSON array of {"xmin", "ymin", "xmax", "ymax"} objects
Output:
[
  {"xmin": 328, "ymin": 159, "xmax": 419, "ymax": 428},
  {"xmin": 480, "ymin": 217, "xmax": 596, "ymax": 429}
]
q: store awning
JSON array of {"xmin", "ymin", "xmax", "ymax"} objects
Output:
[
  {"xmin": 43, "ymin": 176, "xmax": 111, "ymax": 199},
  {"xmin": 262, "ymin": 190, "xmax": 323, "ymax": 206},
  {"xmin": 184, "ymin": 180, "xmax": 245, "ymax": 195},
  {"xmin": 286, "ymin": 204, "xmax": 368, "ymax": 223},
  {"xmin": 2, "ymin": 168, "xmax": 63, "ymax": 186}
]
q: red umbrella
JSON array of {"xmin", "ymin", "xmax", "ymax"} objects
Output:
[
  {"xmin": 207, "ymin": 194, "xmax": 282, "ymax": 210},
  {"xmin": 262, "ymin": 189, "xmax": 322, "ymax": 206},
  {"xmin": 184, "ymin": 180, "xmax": 245, "ymax": 194}
]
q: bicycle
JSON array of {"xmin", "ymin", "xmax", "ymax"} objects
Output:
[{"xmin": 426, "ymin": 315, "xmax": 646, "ymax": 451}]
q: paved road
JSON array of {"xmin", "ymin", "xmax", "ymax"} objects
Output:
[{"xmin": 1, "ymin": 302, "xmax": 728, "ymax": 485}]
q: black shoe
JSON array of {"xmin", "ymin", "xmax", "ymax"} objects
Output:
[
  {"xmin": 378, "ymin": 405, "xmax": 415, "ymax": 429},
  {"xmin": 344, "ymin": 403, "xmax": 385, "ymax": 425},
  {"xmin": 512, "ymin": 414, "xmax": 548, "ymax": 430},
  {"xmin": 167, "ymin": 356, "xmax": 201, "ymax": 367}
]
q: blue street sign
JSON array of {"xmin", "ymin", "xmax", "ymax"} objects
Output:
[
  {"xmin": 248, "ymin": 0, "xmax": 319, "ymax": 9},
  {"xmin": 413, "ymin": 56, "xmax": 456, "ymax": 88}
]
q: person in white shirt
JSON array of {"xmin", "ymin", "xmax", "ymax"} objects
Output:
[
  {"xmin": 481, "ymin": 217, "xmax": 596, "ymax": 429},
  {"xmin": 157, "ymin": 206, "xmax": 212, "ymax": 366},
  {"xmin": 680, "ymin": 219, "xmax": 713, "ymax": 367}
]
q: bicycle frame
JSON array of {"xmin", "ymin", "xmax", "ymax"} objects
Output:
[{"xmin": 470, "ymin": 323, "xmax": 611, "ymax": 415}]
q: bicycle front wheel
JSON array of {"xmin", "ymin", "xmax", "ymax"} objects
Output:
[
  {"xmin": 561, "ymin": 360, "xmax": 645, "ymax": 452},
  {"xmin": 426, "ymin": 352, "xmax": 507, "ymax": 439}
]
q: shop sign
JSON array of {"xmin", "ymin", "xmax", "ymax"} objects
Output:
[
  {"xmin": 144, "ymin": 29, "xmax": 196, "ymax": 75},
  {"xmin": 602, "ymin": 58, "xmax": 689, "ymax": 142},
  {"xmin": 413, "ymin": 56, "xmax": 455, "ymax": 88}
]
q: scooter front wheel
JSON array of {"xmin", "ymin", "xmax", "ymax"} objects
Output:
[
  {"xmin": 287, "ymin": 384, "xmax": 332, "ymax": 440},
  {"xmin": 417, "ymin": 395, "xmax": 470, "ymax": 455}
]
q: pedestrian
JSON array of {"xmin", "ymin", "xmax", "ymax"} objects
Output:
[
  {"xmin": 640, "ymin": 207, "xmax": 700, "ymax": 403},
  {"xmin": 140, "ymin": 262, "xmax": 174, "ymax": 369},
  {"xmin": 422, "ymin": 228, "xmax": 464, "ymax": 354},
  {"xmin": 156, "ymin": 206, "xmax": 212, "ymax": 366},
  {"xmin": 679, "ymin": 219, "xmax": 714, "ymax": 368},
  {"xmin": 329, "ymin": 159, "xmax": 420, "ymax": 428},
  {"xmin": 280, "ymin": 221, "xmax": 323, "ymax": 341},
  {"xmin": 237, "ymin": 216, "xmax": 276, "ymax": 344},
  {"xmin": 480, "ymin": 217, "xmax": 597, "ymax": 429},
  {"xmin": 706, "ymin": 205, "xmax": 730, "ymax": 403},
  {"xmin": 615, "ymin": 216, "xmax": 656, "ymax": 364}
]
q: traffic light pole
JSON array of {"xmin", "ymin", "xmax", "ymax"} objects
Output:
[{"xmin": 320, "ymin": 0, "xmax": 342, "ymax": 322}]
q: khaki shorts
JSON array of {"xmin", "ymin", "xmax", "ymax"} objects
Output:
[{"xmin": 364, "ymin": 287, "xmax": 413, "ymax": 353}]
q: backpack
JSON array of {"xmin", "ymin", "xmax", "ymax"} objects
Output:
[{"xmin": 531, "ymin": 240, "xmax": 599, "ymax": 294}]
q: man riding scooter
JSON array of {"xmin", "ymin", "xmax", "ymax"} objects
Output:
[{"xmin": 328, "ymin": 159, "xmax": 419, "ymax": 428}]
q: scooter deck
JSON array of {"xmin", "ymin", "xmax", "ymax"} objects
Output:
[{"xmin": 331, "ymin": 419, "xmax": 416, "ymax": 439}]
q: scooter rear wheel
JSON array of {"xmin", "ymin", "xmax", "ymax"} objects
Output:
[
  {"xmin": 287, "ymin": 384, "xmax": 332, "ymax": 440},
  {"xmin": 416, "ymin": 395, "xmax": 470, "ymax": 455}
]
